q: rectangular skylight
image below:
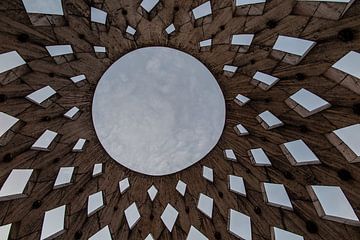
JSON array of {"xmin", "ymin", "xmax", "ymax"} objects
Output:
[
  {"xmin": 91, "ymin": 7, "xmax": 107, "ymax": 24},
  {"xmin": 40, "ymin": 205, "xmax": 66, "ymax": 240},
  {"xmin": 92, "ymin": 163, "xmax": 103, "ymax": 177},
  {"xmin": 333, "ymin": 124, "xmax": 360, "ymax": 160},
  {"xmin": 119, "ymin": 178, "xmax": 130, "ymax": 194},
  {"xmin": 200, "ymin": 39, "xmax": 212, "ymax": 48},
  {"xmin": 31, "ymin": 129, "xmax": 58, "ymax": 151},
  {"xmin": 26, "ymin": 85, "xmax": 56, "ymax": 106},
  {"xmin": 126, "ymin": 26, "xmax": 136, "ymax": 35},
  {"xmin": 234, "ymin": 94, "xmax": 250, "ymax": 106},
  {"xmin": 70, "ymin": 74, "xmax": 86, "ymax": 83},
  {"xmin": 46, "ymin": 45, "xmax": 73, "ymax": 57},
  {"xmin": 248, "ymin": 148, "xmax": 272, "ymax": 166},
  {"xmin": 187, "ymin": 226, "xmax": 208, "ymax": 240},
  {"xmin": 332, "ymin": 51, "xmax": 360, "ymax": 79},
  {"xmin": 0, "ymin": 51, "xmax": 26, "ymax": 74},
  {"xmin": 161, "ymin": 203, "xmax": 178, "ymax": 232},
  {"xmin": 234, "ymin": 123, "xmax": 249, "ymax": 136},
  {"xmin": 197, "ymin": 193, "xmax": 213, "ymax": 218},
  {"xmin": 228, "ymin": 175, "xmax": 246, "ymax": 196},
  {"xmin": 192, "ymin": 1, "xmax": 212, "ymax": 19},
  {"xmin": 262, "ymin": 183, "xmax": 293, "ymax": 210},
  {"xmin": 165, "ymin": 24, "xmax": 176, "ymax": 35},
  {"xmin": 224, "ymin": 149, "xmax": 237, "ymax": 161},
  {"xmin": 308, "ymin": 185, "xmax": 359, "ymax": 225},
  {"xmin": 272, "ymin": 227, "xmax": 304, "ymax": 240},
  {"xmin": 0, "ymin": 223, "xmax": 12, "ymax": 240},
  {"xmin": 141, "ymin": 0, "xmax": 160, "ymax": 13},
  {"xmin": 0, "ymin": 112, "xmax": 19, "ymax": 139},
  {"xmin": 257, "ymin": 110, "xmax": 284, "ymax": 130},
  {"xmin": 231, "ymin": 34, "xmax": 254, "ymax": 46},
  {"xmin": 228, "ymin": 209, "xmax": 252, "ymax": 240},
  {"xmin": 235, "ymin": 0, "xmax": 266, "ymax": 6},
  {"xmin": 124, "ymin": 202, "xmax": 141, "ymax": 229},
  {"xmin": 273, "ymin": 35, "xmax": 316, "ymax": 57},
  {"xmin": 223, "ymin": 65, "xmax": 238, "ymax": 73},
  {"xmin": 0, "ymin": 169, "xmax": 33, "ymax": 201},
  {"xmin": 73, "ymin": 138, "xmax": 86, "ymax": 152},
  {"xmin": 94, "ymin": 46, "xmax": 106, "ymax": 53},
  {"xmin": 22, "ymin": 0, "xmax": 64, "ymax": 15},
  {"xmin": 281, "ymin": 139, "xmax": 320, "ymax": 165},
  {"xmin": 54, "ymin": 167, "xmax": 74, "ymax": 189},
  {"xmin": 252, "ymin": 71, "xmax": 279, "ymax": 89},
  {"xmin": 176, "ymin": 180, "xmax": 187, "ymax": 196},
  {"xmin": 289, "ymin": 88, "xmax": 330, "ymax": 115},
  {"xmin": 88, "ymin": 191, "xmax": 104, "ymax": 216},
  {"xmin": 202, "ymin": 166, "xmax": 213, "ymax": 182},
  {"xmin": 89, "ymin": 225, "xmax": 112, "ymax": 240},
  {"xmin": 64, "ymin": 107, "xmax": 80, "ymax": 120}
]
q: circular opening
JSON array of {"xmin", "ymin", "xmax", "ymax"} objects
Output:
[{"xmin": 92, "ymin": 47, "xmax": 226, "ymax": 176}]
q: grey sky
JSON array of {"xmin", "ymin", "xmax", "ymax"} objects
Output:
[{"xmin": 92, "ymin": 47, "xmax": 225, "ymax": 176}]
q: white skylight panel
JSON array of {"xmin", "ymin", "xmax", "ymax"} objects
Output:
[
  {"xmin": 249, "ymin": 148, "xmax": 272, "ymax": 166},
  {"xmin": 0, "ymin": 223, "xmax": 12, "ymax": 240},
  {"xmin": 31, "ymin": 129, "xmax": 57, "ymax": 151},
  {"xmin": 64, "ymin": 107, "xmax": 80, "ymax": 120},
  {"xmin": 197, "ymin": 193, "xmax": 213, "ymax": 218},
  {"xmin": 228, "ymin": 175, "xmax": 246, "ymax": 197},
  {"xmin": 88, "ymin": 191, "xmax": 104, "ymax": 216},
  {"xmin": 223, "ymin": 65, "xmax": 238, "ymax": 73},
  {"xmin": 231, "ymin": 34, "xmax": 254, "ymax": 46},
  {"xmin": 40, "ymin": 205, "xmax": 66, "ymax": 240},
  {"xmin": 273, "ymin": 36, "xmax": 316, "ymax": 57},
  {"xmin": 281, "ymin": 139, "xmax": 320, "ymax": 165},
  {"xmin": 186, "ymin": 226, "xmax": 208, "ymax": 240},
  {"xmin": 165, "ymin": 23, "xmax": 176, "ymax": 35},
  {"xmin": 202, "ymin": 166, "xmax": 213, "ymax": 182},
  {"xmin": 91, "ymin": 7, "xmax": 107, "ymax": 24},
  {"xmin": 94, "ymin": 46, "xmax": 106, "ymax": 53},
  {"xmin": 26, "ymin": 86, "xmax": 56, "ymax": 106},
  {"xmin": 192, "ymin": 1, "xmax": 212, "ymax": 19},
  {"xmin": 72, "ymin": 138, "xmax": 86, "ymax": 152},
  {"xmin": 257, "ymin": 110, "xmax": 283, "ymax": 130},
  {"xmin": 289, "ymin": 88, "xmax": 330, "ymax": 112},
  {"xmin": 70, "ymin": 74, "xmax": 86, "ymax": 84},
  {"xmin": 235, "ymin": 0, "xmax": 266, "ymax": 6},
  {"xmin": 119, "ymin": 178, "xmax": 130, "ymax": 194},
  {"xmin": 234, "ymin": 94, "xmax": 250, "ymax": 106},
  {"xmin": 0, "ymin": 51, "xmax": 26, "ymax": 74},
  {"xmin": 22, "ymin": 0, "xmax": 64, "ymax": 15},
  {"xmin": 200, "ymin": 39, "xmax": 212, "ymax": 47},
  {"xmin": 124, "ymin": 202, "xmax": 141, "ymax": 229},
  {"xmin": 262, "ymin": 183, "xmax": 293, "ymax": 210},
  {"xmin": 176, "ymin": 180, "xmax": 187, "ymax": 196},
  {"xmin": 224, "ymin": 149, "xmax": 237, "ymax": 161},
  {"xmin": 147, "ymin": 185, "xmax": 158, "ymax": 201},
  {"xmin": 333, "ymin": 124, "xmax": 360, "ymax": 158},
  {"xmin": 271, "ymin": 227, "xmax": 304, "ymax": 240},
  {"xmin": 253, "ymin": 71, "xmax": 279, "ymax": 88},
  {"xmin": 54, "ymin": 167, "xmax": 74, "ymax": 189},
  {"xmin": 234, "ymin": 123, "xmax": 249, "ymax": 136},
  {"xmin": 46, "ymin": 45, "xmax": 73, "ymax": 57},
  {"xmin": 92, "ymin": 163, "xmax": 103, "ymax": 177},
  {"xmin": 89, "ymin": 225, "xmax": 112, "ymax": 240},
  {"xmin": 126, "ymin": 26, "xmax": 136, "ymax": 35},
  {"xmin": 161, "ymin": 203, "xmax": 178, "ymax": 232},
  {"xmin": 309, "ymin": 185, "xmax": 359, "ymax": 225},
  {"xmin": 145, "ymin": 234, "xmax": 154, "ymax": 240},
  {"xmin": 0, "ymin": 112, "xmax": 19, "ymax": 138},
  {"xmin": 141, "ymin": 0, "xmax": 160, "ymax": 12},
  {"xmin": 228, "ymin": 209, "xmax": 252, "ymax": 240},
  {"xmin": 332, "ymin": 51, "xmax": 360, "ymax": 79},
  {"xmin": 0, "ymin": 169, "xmax": 33, "ymax": 201}
]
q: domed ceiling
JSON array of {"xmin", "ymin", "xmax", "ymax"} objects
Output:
[{"xmin": 0, "ymin": 0, "xmax": 360, "ymax": 239}]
